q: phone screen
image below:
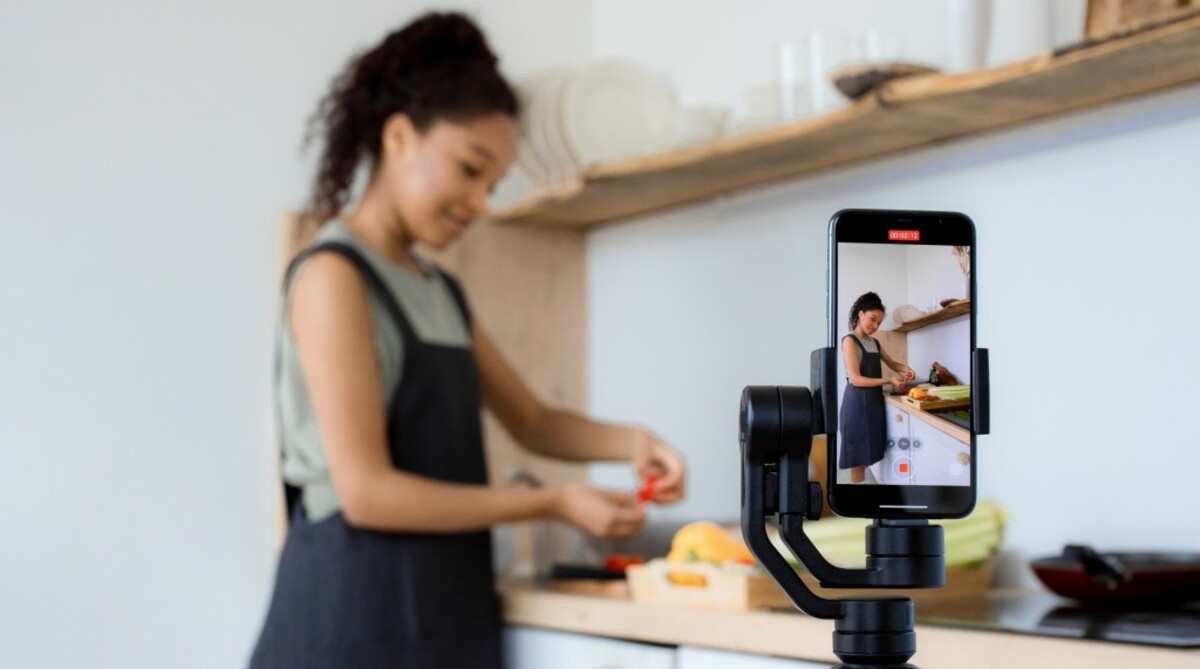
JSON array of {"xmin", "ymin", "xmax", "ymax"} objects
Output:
[{"xmin": 827, "ymin": 210, "xmax": 976, "ymax": 518}]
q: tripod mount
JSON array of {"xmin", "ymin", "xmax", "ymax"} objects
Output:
[{"xmin": 739, "ymin": 347, "xmax": 989, "ymax": 668}]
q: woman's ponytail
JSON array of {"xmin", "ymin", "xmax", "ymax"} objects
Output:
[{"xmin": 305, "ymin": 12, "xmax": 518, "ymax": 220}]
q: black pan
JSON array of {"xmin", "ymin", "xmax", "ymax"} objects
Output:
[{"xmin": 1031, "ymin": 544, "xmax": 1200, "ymax": 606}]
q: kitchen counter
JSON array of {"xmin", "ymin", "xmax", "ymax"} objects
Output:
[
  {"xmin": 885, "ymin": 394, "xmax": 970, "ymax": 445},
  {"xmin": 499, "ymin": 578, "xmax": 1200, "ymax": 668}
]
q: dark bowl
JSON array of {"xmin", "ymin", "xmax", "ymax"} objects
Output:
[{"xmin": 1031, "ymin": 550, "xmax": 1200, "ymax": 606}]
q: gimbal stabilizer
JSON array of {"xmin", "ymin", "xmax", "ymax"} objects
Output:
[{"xmin": 739, "ymin": 347, "xmax": 989, "ymax": 668}]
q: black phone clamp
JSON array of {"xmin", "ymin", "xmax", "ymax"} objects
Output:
[{"xmin": 738, "ymin": 347, "xmax": 989, "ymax": 668}]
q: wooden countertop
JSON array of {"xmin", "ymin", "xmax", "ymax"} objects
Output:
[{"xmin": 499, "ymin": 578, "xmax": 1200, "ymax": 668}]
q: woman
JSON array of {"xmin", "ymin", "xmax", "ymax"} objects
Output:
[
  {"xmin": 839, "ymin": 292, "xmax": 913, "ymax": 484},
  {"xmin": 250, "ymin": 13, "xmax": 685, "ymax": 668}
]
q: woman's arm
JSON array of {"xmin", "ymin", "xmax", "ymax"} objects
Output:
[
  {"xmin": 289, "ymin": 254, "xmax": 644, "ymax": 536},
  {"xmin": 842, "ymin": 337, "xmax": 902, "ymax": 388},
  {"xmin": 474, "ymin": 321, "xmax": 685, "ymax": 503},
  {"xmin": 876, "ymin": 344, "xmax": 914, "ymax": 380}
]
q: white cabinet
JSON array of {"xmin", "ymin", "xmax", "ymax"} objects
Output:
[
  {"xmin": 504, "ymin": 626, "xmax": 676, "ymax": 669},
  {"xmin": 908, "ymin": 418, "xmax": 970, "ymax": 486},
  {"xmin": 877, "ymin": 404, "xmax": 970, "ymax": 487},
  {"xmin": 677, "ymin": 645, "xmax": 829, "ymax": 668},
  {"xmin": 874, "ymin": 404, "xmax": 914, "ymax": 485}
]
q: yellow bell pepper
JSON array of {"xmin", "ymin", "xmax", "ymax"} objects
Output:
[
  {"xmin": 666, "ymin": 522, "xmax": 755, "ymax": 564},
  {"xmin": 666, "ymin": 570, "xmax": 709, "ymax": 587}
]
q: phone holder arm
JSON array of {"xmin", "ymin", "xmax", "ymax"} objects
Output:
[
  {"xmin": 973, "ymin": 348, "xmax": 989, "ymax": 435},
  {"xmin": 740, "ymin": 385, "xmax": 844, "ymax": 619}
]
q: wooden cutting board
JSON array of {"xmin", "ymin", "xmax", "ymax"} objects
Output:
[
  {"xmin": 901, "ymin": 396, "xmax": 970, "ymax": 412},
  {"xmin": 626, "ymin": 558, "xmax": 996, "ymax": 611}
]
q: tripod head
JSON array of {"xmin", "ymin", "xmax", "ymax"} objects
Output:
[
  {"xmin": 739, "ymin": 334, "xmax": 994, "ymax": 667},
  {"xmin": 741, "ymin": 383, "xmax": 944, "ymax": 668},
  {"xmin": 740, "ymin": 345, "xmax": 996, "ymax": 666}
]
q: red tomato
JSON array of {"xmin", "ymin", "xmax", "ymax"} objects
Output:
[
  {"xmin": 603, "ymin": 554, "xmax": 644, "ymax": 571},
  {"xmin": 636, "ymin": 475, "xmax": 661, "ymax": 503}
]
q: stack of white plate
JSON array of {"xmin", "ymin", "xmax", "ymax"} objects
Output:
[{"xmin": 515, "ymin": 61, "xmax": 728, "ymax": 188}]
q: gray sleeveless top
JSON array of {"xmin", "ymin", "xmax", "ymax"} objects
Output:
[
  {"xmin": 276, "ymin": 221, "xmax": 472, "ymax": 521},
  {"xmin": 848, "ymin": 333, "xmax": 879, "ymax": 365}
]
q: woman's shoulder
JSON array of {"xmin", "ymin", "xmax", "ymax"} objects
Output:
[
  {"xmin": 288, "ymin": 224, "xmax": 371, "ymax": 284},
  {"xmin": 284, "ymin": 221, "xmax": 367, "ymax": 275},
  {"xmin": 283, "ymin": 224, "xmax": 376, "ymax": 314},
  {"xmin": 842, "ymin": 333, "xmax": 878, "ymax": 348},
  {"xmin": 290, "ymin": 251, "xmax": 370, "ymax": 306}
]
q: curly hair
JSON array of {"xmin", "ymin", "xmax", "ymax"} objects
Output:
[
  {"xmin": 304, "ymin": 12, "xmax": 519, "ymax": 220},
  {"xmin": 848, "ymin": 292, "xmax": 886, "ymax": 330}
]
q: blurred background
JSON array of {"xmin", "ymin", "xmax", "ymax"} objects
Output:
[{"xmin": 4, "ymin": 1, "xmax": 1200, "ymax": 666}]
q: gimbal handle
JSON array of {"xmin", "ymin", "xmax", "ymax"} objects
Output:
[{"xmin": 740, "ymin": 384, "xmax": 944, "ymax": 669}]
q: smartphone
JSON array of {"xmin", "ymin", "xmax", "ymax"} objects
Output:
[{"xmin": 826, "ymin": 209, "xmax": 977, "ymax": 519}]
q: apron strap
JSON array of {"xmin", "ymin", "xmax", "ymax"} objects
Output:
[
  {"xmin": 844, "ymin": 334, "xmax": 872, "ymax": 356},
  {"xmin": 842, "ymin": 334, "xmax": 880, "ymax": 380}
]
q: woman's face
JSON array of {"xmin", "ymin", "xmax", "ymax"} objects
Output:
[
  {"xmin": 381, "ymin": 112, "xmax": 517, "ymax": 250},
  {"xmin": 857, "ymin": 308, "xmax": 884, "ymax": 335}
]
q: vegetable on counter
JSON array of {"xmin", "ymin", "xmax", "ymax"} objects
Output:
[
  {"xmin": 928, "ymin": 384, "xmax": 970, "ymax": 400},
  {"xmin": 768, "ymin": 498, "xmax": 1007, "ymax": 570},
  {"xmin": 602, "ymin": 554, "xmax": 644, "ymax": 571},
  {"xmin": 665, "ymin": 570, "xmax": 708, "ymax": 587},
  {"xmin": 667, "ymin": 521, "xmax": 755, "ymax": 565},
  {"xmin": 653, "ymin": 501, "xmax": 1004, "ymax": 577}
]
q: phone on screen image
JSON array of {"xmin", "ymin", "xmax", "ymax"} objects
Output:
[{"xmin": 826, "ymin": 209, "xmax": 977, "ymax": 519}]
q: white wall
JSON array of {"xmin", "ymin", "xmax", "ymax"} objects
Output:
[
  {"xmin": 6, "ymin": 3, "xmax": 1197, "ymax": 666},
  {"xmin": 907, "ymin": 244, "xmax": 969, "ymax": 309},
  {"xmin": 593, "ymin": 0, "xmax": 1087, "ymax": 123},
  {"xmin": 594, "ymin": 0, "xmax": 955, "ymax": 121},
  {"xmin": 907, "ymin": 318, "xmax": 970, "ymax": 388},
  {"xmin": 905, "ymin": 245, "xmax": 971, "ymax": 382},
  {"xmin": 0, "ymin": 2, "xmax": 593, "ymax": 668},
  {"xmin": 837, "ymin": 243, "xmax": 909, "ymax": 332}
]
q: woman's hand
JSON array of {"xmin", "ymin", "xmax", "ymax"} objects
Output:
[
  {"xmin": 903, "ymin": 366, "xmax": 916, "ymax": 382},
  {"xmin": 552, "ymin": 484, "xmax": 645, "ymax": 539},
  {"xmin": 887, "ymin": 374, "xmax": 904, "ymax": 387},
  {"xmin": 629, "ymin": 430, "xmax": 686, "ymax": 504}
]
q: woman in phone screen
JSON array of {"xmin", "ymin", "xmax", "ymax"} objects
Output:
[
  {"xmin": 840, "ymin": 292, "xmax": 914, "ymax": 484},
  {"xmin": 249, "ymin": 13, "xmax": 686, "ymax": 667}
]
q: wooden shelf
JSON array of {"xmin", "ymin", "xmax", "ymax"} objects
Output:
[
  {"xmin": 892, "ymin": 299, "xmax": 970, "ymax": 333},
  {"xmin": 493, "ymin": 9, "xmax": 1200, "ymax": 229}
]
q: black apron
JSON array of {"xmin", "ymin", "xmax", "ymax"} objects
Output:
[
  {"xmin": 839, "ymin": 335, "xmax": 887, "ymax": 469},
  {"xmin": 251, "ymin": 242, "xmax": 501, "ymax": 669}
]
